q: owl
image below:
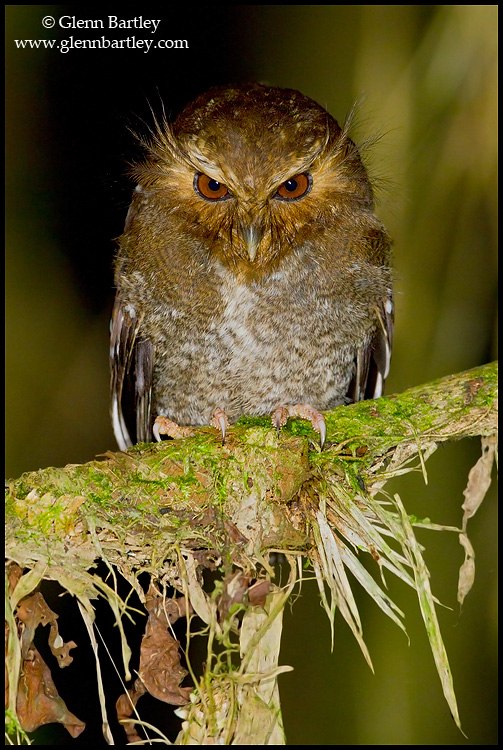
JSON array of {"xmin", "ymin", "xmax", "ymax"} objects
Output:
[{"xmin": 110, "ymin": 83, "xmax": 393, "ymax": 450}]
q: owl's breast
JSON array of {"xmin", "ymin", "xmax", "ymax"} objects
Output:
[{"xmin": 147, "ymin": 258, "xmax": 379, "ymax": 425}]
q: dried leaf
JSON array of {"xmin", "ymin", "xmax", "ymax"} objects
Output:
[
  {"xmin": 234, "ymin": 575, "xmax": 295, "ymax": 744},
  {"xmin": 217, "ymin": 571, "xmax": 249, "ymax": 619},
  {"xmin": 116, "ymin": 585, "xmax": 191, "ymax": 742},
  {"xmin": 7, "ymin": 585, "xmax": 84, "ymax": 737},
  {"xmin": 116, "ymin": 678, "xmax": 147, "ymax": 743},
  {"xmin": 16, "ymin": 646, "xmax": 85, "ymax": 737},
  {"xmin": 9, "ymin": 563, "xmax": 46, "ymax": 610},
  {"xmin": 457, "ymin": 533, "xmax": 476, "ymax": 606},
  {"xmin": 314, "ymin": 509, "xmax": 373, "ymax": 671},
  {"xmin": 458, "ymin": 435, "xmax": 497, "ymax": 604},
  {"xmin": 248, "ymin": 580, "xmax": 271, "ymax": 608},
  {"xmin": 181, "ymin": 552, "xmax": 213, "ymax": 626},
  {"xmin": 461, "ymin": 435, "xmax": 497, "ymax": 525},
  {"xmin": 138, "ymin": 587, "xmax": 191, "ymax": 706},
  {"xmin": 393, "ymin": 494, "xmax": 464, "ymax": 735},
  {"xmin": 77, "ymin": 601, "xmax": 114, "ymax": 745},
  {"xmin": 7, "ymin": 562, "xmax": 24, "ymax": 594},
  {"xmin": 16, "ymin": 591, "xmax": 76, "ymax": 670}
]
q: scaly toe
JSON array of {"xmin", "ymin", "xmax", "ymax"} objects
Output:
[
  {"xmin": 153, "ymin": 416, "xmax": 194, "ymax": 441},
  {"xmin": 271, "ymin": 404, "xmax": 326, "ymax": 449}
]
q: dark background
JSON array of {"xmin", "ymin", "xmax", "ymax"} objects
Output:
[{"xmin": 6, "ymin": 5, "xmax": 497, "ymax": 745}]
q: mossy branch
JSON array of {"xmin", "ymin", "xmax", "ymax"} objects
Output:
[{"xmin": 5, "ymin": 361, "xmax": 498, "ymax": 744}]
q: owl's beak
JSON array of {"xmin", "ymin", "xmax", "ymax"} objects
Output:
[{"xmin": 241, "ymin": 224, "xmax": 263, "ymax": 262}]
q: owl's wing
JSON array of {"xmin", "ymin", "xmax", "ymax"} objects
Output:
[
  {"xmin": 110, "ymin": 298, "xmax": 154, "ymax": 450},
  {"xmin": 348, "ymin": 295, "xmax": 394, "ymax": 403}
]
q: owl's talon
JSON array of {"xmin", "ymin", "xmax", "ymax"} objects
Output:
[
  {"xmin": 219, "ymin": 417, "xmax": 226, "ymax": 445},
  {"xmin": 153, "ymin": 420, "xmax": 162, "ymax": 443},
  {"xmin": 272, "ymin": 407, "xmax": 288, "ymax": 438},
  {"xmin": 272, "ymin": 404, "xmax": 326, "ymax": 449},
  {"xmin": 318, "ymin": 419, "xmax": 326, "ymax": 450},
  {"xmin": 211, "ymin": 408, "xmax": 229, "ymax": 445},
  {"xmin": 153, "ymin": 416, "xmax": 194, "ymax": 441}
]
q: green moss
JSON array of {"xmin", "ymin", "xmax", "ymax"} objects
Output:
[{"xmin": 235, "ymin": 415, "xmax": 269, "ymax": 428}]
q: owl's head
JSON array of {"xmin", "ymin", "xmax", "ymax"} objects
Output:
[{"xmin": 132, "ymin": 83, "xmax": 376, "ymax": 277}]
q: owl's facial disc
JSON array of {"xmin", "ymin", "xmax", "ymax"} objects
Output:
[
  {"xmin": 191, "ymin": 165, "xmax": 314, "ymax": 263},
  {"xmin": 187, "ymin": 168, "xmax": 299, "ymax": 264}
]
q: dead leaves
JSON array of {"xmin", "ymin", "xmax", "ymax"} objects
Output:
[
  {"xmin": 458, "ymin": 435, "xmax": 498, "ymax": 605},
  {"xmin": 115, "ymin": 568, "xmax": 276, "ymax": 744},
  {"xmin": 6, "ymin": 563, "xmax": 85, "ymax": 738},
  {"xmin": 15, "ymin": 647, "xmax": 85, "ymax": 737},
  {"xmin": 116, "ymin": 585, "xmax": 192, "ymax": 743}
]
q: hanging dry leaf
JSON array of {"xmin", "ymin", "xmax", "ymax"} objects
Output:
[
  {"xmin": 248, "ymin": 580, "xmax": 271, "ymax": 608},
  {"xmin": 7, "ymin": 574, "xmax": 84, "ymax": 738},
  {"xmin": 16, "ymin": 592, "xmax": 59, "ymax": 660},
  {"xmin": 138, "ymin": 588, "xmax": 191, "ymax": 706},
  {"xmin": 458, "ymin": 435, "xmax": 497, "ymax": 605},
  {"xmin": 7, "ymin": 562, "xmax": 24, "ymax": 593},
  {"xmin": 116, "ymin": 585, "xmax": 191, "ymax": 741},
  {"xmin": 457, "ymin": 533, "xmax": 476, "ymax": 606},
  {"xmin": 116, "ymin": 679, "xmax": 147, "ymax": 743},
  {"xmin": 461, "ymin": 435, "xmax": 497, "ymax": 526},
  {"xmin": 16, "ymin": 645, "xmax": 85, "ymax": 737},
  {"xmin": 15, "ymin": 591, "xmax": 77, "ymax": 668}
]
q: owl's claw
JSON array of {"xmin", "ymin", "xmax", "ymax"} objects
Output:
[
  {"xmin": 271, "ymin": 404, "xmax": 326, "ymax": 449},
  {"xmin": 153, "ymin": 416, "xmax": 194, "ymax": 441},
  {"xmin": 211, "ymin": 408, "xmax": 229, "ymax": 445},
  {"xmin": 274, "ymin": 407, "xmax": 289, "ymax": 438},
  {"xmin": 318, "ymin": 418, "xmax": 326, "ymax": 450}
]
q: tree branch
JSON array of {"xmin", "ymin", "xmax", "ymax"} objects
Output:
[{"xmin": 5, "ymin": 361, "xmax": 498, "ymax": 744}]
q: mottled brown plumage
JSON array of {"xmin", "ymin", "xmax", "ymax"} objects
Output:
[{"xmin": 111, "ymin": 83, "xmax": 393, "ymax": 449}]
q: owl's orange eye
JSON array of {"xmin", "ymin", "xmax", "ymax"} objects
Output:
[
  {"xmin": 194, "ymin": 173, "xmax": 230, "ymax": 201},
  {"xmin": 275, "ymin": 172, "xmax": 312, "ymax": 201}
]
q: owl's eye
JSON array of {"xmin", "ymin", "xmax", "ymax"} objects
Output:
[
  {"xmin": 194, "ymin": 173, "xmax": 230, "ymax": 201},
  {"xmin": 275, "ymin": 172, "xmax": 312, "ymax": 201}
]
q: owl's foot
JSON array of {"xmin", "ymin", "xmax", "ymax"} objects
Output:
[
  {"xmin": 153, "ymin": 410, "xmax": 229, "ymax": 444},
  {"xmin": 153, "ymin": 416, "xmax": 194, "ymax": 442},
  {"xmin": 272, "ymin": 404, "xmax": 326, "ymax": 449},
  {"xmin": 210, "ymin": 408, "xmax": 229, "ymax": 445}
]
